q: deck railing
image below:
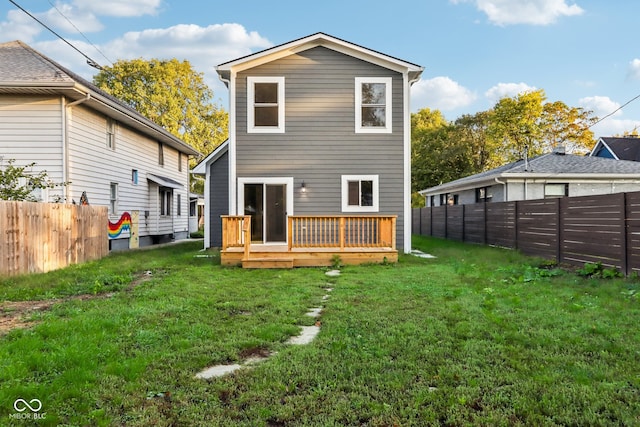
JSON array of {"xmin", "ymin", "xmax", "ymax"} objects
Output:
[{"xmin": 222, "ymin": 215, "xmax": 396, "ymax": 256}]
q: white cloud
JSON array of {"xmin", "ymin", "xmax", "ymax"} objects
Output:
[
  {"xmin": 579, "ymin": 95, "xmax": 622, "ymax": 118},
  {"xmin": 412, "ymin": 76, "xmax": 477, "ymax": 112},
  {"xmin": 451, "ymin": 0, "xmax": 584, "ymax": 25},
  {"xmin": 0, "ymin": 9, "xmax": 42, "ymax": 42},
  {"xmin": 72, "ymin": 0, "xmax": 163, "ymax": 17},
  {"xmin": 628, "ymin": 59, "xmax": 640, "ymax": 80},
  {"xmin": 38, "ymin": 3, "xmax": 104, "ymax": 34},
  {"xmin": 485, "ymin": 82, "xmax": 537, "ymax": 103},
  {"xmin": 29, "ymin": 23, "xmax": 272, "ymax": 104}
]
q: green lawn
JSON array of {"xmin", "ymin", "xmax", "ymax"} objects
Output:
[{"xmin": 1, "ymin": 237, "xmax": 639, "ymax": 426}]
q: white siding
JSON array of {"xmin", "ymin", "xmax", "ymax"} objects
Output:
[
  {"xmin": 66, "ymin": 104, "xmax": 190, "ymax": 238},
  {"xmin": 0, "ymin": 96, "xmax": 64, "ymax": 201}
]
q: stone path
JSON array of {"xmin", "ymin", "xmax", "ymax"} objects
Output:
[{"xmin": 195, "ymin": 285, "xmax": 334, "ymax": 379}]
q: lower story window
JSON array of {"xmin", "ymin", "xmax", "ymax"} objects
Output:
[
  {"xmin": 341, "ymin": 175, "xmax": 379, "ymax": 212},
  {"xmin": 545, "ymin": 183, "xmax": 568, "ymax": 198},
  {"xmin": 160, "ymin": 187, "xmax": 173, "ymax": 216},
  {"xmin": 109, "ymin": 183, "xmax": 118, "ymax": 214}
]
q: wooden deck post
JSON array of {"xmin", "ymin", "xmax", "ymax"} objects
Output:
[
  {"xmin": 339, "ymin": 217, "xmax": 346, "ymax": 251},
  {"xmin": 288, "ymin": 216, "xmax": 293, "ymax": 251},
  {"xmin": 243, "ymin": 217, "xmax": 251, "ymax": 260},
  {"xmin": 391, "ymin": 216, "xmax": 397, "ymax": 249}
]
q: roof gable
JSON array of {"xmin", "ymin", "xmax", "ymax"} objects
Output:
[
  {"xmin": 591, "ymin": 136, "xmax": 640, "ymax": 162},
  {"xmin": 217, "ymin": 32, "xmax": 423, "ymax": 82}
]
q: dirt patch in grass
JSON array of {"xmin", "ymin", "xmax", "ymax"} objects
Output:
[{"xmin": 0, "ymin": 271, "xmax": 153, "ymax": 334}]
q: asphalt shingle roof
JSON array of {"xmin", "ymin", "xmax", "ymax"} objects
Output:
[{"xmin": 421, "ymin": 150, "xmax": 640, "ymax": 194}]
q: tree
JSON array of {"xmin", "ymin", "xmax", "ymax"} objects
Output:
[
  {"xmin": 93, "ymin": 58, "xmax": 228, "ymax": 171},
  {"xmin": 0, "ymin": 158, "xmax": 65, "ymax": 201},
  {"xmin": 540, "ymin": 101, "xmax": 597, "ymax": 154}
]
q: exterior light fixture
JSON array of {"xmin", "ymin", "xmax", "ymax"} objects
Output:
[{"xmin": 301, "ymin": 181, "xmax": 306, "ymax": 193}]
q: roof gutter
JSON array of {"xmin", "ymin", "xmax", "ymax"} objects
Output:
[
  {"xmin": 62, "ymin": 93, "xmax": 91, "ymax": 201},
  {"xmin": 494, "ymin": 177, "xmax": 507, "ymax": 202}
]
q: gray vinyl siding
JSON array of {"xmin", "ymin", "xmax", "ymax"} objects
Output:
[
  {"xmin": 209, "ymin": 151, "xmax": 229, "ymax": 247},
  {"xmin": 235, "ymin": 46, "xmax": 407, "ymax": 249}
]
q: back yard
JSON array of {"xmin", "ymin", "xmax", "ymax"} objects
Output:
[{"xmin": 1, "ymin": 237, "xmax": 639, "ymax": 426}]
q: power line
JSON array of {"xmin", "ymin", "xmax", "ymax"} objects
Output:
[
  {"xmin": 46, "ymin": 0, "xmax": 113, "ymax": 66},
  {"xmin": 8, "ymin": 0, "xmax": 103, "ymax": 69},
  {"xmin": 589, "ymin": 93, "xmax": 640, "ymax": 129}
]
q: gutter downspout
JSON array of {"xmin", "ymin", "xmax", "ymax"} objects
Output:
[
  {"xmin": 62, "ymin": 93, "xmax": 91, "ymax": 202},
  {"xmin": 495, "ymin": 177, "xmax": 507, "ymax": 202}
]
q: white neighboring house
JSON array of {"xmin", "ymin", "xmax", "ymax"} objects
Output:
[
  {"xmin": 0, "ymin": 40, "xmax": 200, "ymax": 250},
  {"xmin": 420, "ymin": 146, "xmax": 640, "ymax": 206}
]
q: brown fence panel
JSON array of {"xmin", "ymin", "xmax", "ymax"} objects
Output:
[
  {"xmin": 486, "ymin": 201, "xmax": 516, "ymax": 249},
  {"xmin": 559, "ymin": 194, "xmax": 625, "ymax": 270},
  {"xmin": 464, "ymin": 203, "xmax": 486, "ymax": 244},
  {"xmin": 446, "ymin": 205, "xmax": 464, "ymax": 241},
  {"xmin": 627, "ymin": 192, "xmax": 640, "ymax": 276},
  {"xmin": 420, "ymin": 207, "xmax": 431, "ymax": 236},
  {"xmin": 432, "ymin": 206, "xmax": 447, "ymax": 238},
  {"xmin": 0, "ymin": 201, "xmax": 108, "ymax": 276},
  {"xmin": 517, "ymin": 198, "xmax": 559, "ymax": 260}
]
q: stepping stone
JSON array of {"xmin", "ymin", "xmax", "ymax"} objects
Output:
[
  {"xmin": 306, "ymin": 307, "xmax": 322, "ymax": 318},
  {"xmin": 325, "ymin": 270, "xmax": 341, "ymax": 277},
  {"xmin": 287, "ymin": 325, "xmax": 320, "ymax": 345},
  {"xmin": 195, "ymin": 363, "xmax": 242, "ymax": 379},
  {"xmin": 410, "ymin": 250, "xmax": 436, "ymax": 259}
]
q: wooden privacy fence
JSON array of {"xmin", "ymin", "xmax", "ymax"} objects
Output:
[
  {"xmin": 1, "ymin": 201, "xmax": 108, "ymax": 276},
  {"xmin": 412, "ymin": 190, "xmax": 640, "ymax": 276}
]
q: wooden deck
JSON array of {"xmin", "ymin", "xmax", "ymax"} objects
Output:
[{"xmin": 221, "ymin": 215, "xmax": 398, "ymax": 268}]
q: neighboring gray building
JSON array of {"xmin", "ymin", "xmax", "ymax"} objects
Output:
[
  {"xmin": 419, "ymin": 146, "xmax": 640, "ymax": 206},
  {"xmin": 193, "ymin": 33, "xmax": 423, "ymax": 252}
]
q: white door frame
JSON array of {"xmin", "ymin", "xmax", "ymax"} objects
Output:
[{"xmin": 237, "ymin": 177, "xmax": 294, "ymax": 244}]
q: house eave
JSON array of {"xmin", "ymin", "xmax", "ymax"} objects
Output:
[{"xmin": 216, "ymin": 32, "xmax": 423, "ymax": 78}]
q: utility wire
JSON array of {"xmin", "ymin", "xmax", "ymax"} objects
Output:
[
  {"xmin": 8, "ymin": 0, "xmax": 103, "ymax": 69},
  {"xmin": 589, "ymin": 92, "xmax": 640, "ymax": 129},
  {"xmin": 46, "ymin": 0, "xmax": 113, "ymax": 66}
]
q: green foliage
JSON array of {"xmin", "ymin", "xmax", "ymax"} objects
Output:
[
  {"xmin": 411, "ymin": 90, "xmax": 598, "ymax": 192},
  {"xmin": 576, "ymin": 262, "xmax": 623, "ymax": 279},
  {"xmin": 0, "ymin": 158, "xmax": 66, "ymax": 201}
]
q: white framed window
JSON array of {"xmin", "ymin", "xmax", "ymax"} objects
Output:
[
  {"xmin": 106, "ymin": 118, "xmax": 116, "ymax": 150},
  {"xmin": 545, "ymin": 183, "xmax": 568, "ymax": 198},
  {"xmin": 247, "ymin": 76, "xmax": 285, "ymax": 133},
  {"xmin": 355, "ymin": 77, "xmax": 392, "ymax": 133},
  {"xmin": 160, "ymin": 187, "xmax": 172, "ymax": 216},
  {"xmin": 341, "ymin": 175, "xmax": 379, "ymax": 212},
  {"xmin": 158, "ymin": 143, "xmax": 164, "ymax": 166},
  {"xmin": 132, "ymin": 169, "xmax": 138, "ymax": 185},
  {"xmin": 109, "ymin": 183, "xmax": 118, "ymax": 214}
]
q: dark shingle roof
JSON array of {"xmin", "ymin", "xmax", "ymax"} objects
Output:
[
  {"xmin": 420, "ymin": 150, "xmax": 640, "ymax": 194},
  {"xmin": 598, "ymin": 137, "xmax": 640, "ymax": 161}
]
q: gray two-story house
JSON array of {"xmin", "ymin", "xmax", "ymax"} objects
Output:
[{"xmin": 193, "ymin": 33, "xmax": 423, "ymax": 267}]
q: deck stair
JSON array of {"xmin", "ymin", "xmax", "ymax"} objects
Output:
[{"xmin": 242, "ymin": 257, "xmax": 294, "ymax": 269}]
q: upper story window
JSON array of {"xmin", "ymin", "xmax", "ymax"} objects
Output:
[
  {"xmin": 341, "ymin": 175, "xmax": 379, "ymax": 213},
  {"xmin": 106, "ymin": 118, "xmax": 116, "ymax": 150},
  {"xmin": 158, "ymin": 143, "xmax": 164, "ymax": 166},
  {"xmin": 247, "ymin": 76, "xmax": 285, "ymax": 133},
  {"xmin": 355, "ymin": 77, "xmax": 392, "ymax": 133}
]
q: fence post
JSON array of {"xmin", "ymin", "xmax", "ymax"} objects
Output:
[
  {"xmin": 558, "ymin": 198, "xmax": 565, "ymax": 265},
  {"xmin": 622, "ymin": 192, "xmax": 629, "ymax": 276}
]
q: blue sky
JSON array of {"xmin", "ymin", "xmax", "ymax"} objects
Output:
[{"xmin": 2, "ymin": 0, "xmax": 639, "ymax": 139}]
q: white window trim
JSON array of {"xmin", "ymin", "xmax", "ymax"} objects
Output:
[
  {"xmin": 341, "ymin": 175, "xmax": 379, "ymax": 213},
  {"xmin": 247, "ymin": 76, "xmax": 285, "ymax": 133},
  {"xmin": 355, "ymin": 77, "xmax": 392, "ymax": 134}
]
